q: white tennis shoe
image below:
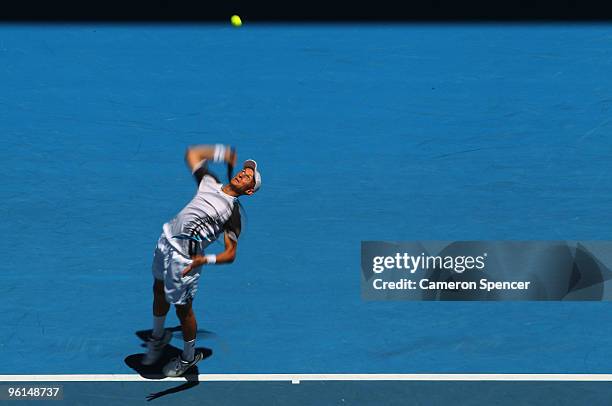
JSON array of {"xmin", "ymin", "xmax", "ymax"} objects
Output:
[
  {"xmin": 141, "ymin": 330, "xmax": 172, "ymax": 366},
  {"xmin": 162, "ymin": 352, "xmax": 204, "ymax": 377}
]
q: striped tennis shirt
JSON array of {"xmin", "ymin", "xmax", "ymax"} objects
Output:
[{"xmin": 163, "ymin": 160, "xmax": 241, "ymax": 257}]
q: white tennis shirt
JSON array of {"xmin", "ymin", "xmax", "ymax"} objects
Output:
[{"xmin": 163, "ymin": 160, "xmax": 241, "ymax": 257}]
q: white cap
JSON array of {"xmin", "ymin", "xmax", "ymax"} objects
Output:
[{"xmin": 243, "ymin": 159, "xmax": 262, "ymax": 192}]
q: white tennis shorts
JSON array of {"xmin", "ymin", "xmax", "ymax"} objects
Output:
[{"xmin": 152, "ymin": 233, "xmax": 201, "ymax": 305}]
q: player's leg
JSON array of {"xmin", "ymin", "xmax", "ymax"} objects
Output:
[
  {"xmin": 142, "ymin": 236, "xmax": 174, "ymax": 366},
  {"xmin": 161, "ymin": 252, "xmax": 204, "ymax": 377},
  {"xmin": 163, "ymin": 299, "xmax": 204, "ymax": 377},
  {"xmin": 152, "ymin": 278, "xmax": 170, "ymax": 337},
  {"xmin": 175, "ymin": 301, "xmax": 197, "ymax": 361}
]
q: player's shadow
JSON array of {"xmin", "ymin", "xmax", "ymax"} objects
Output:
[{"xmin": 124, "ymin": 326, "xmax": 214, "ymax": 401}]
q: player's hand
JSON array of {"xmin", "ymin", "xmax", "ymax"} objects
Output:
[{"xmin": 182, "ymin": 256, "xmax": 206, "ymax": 277}]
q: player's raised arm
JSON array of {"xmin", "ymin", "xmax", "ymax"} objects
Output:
[{"xmin": 184, "ymin": 144, "xmax": 237, "ymax": 172}]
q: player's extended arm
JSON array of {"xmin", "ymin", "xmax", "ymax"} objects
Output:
[
  {"xmin": 182, "ymin": 232, "xmax": 238, "ymax": 277},
  {"xmin": 185, "ymin": 144, "xmax": 237, "ymax": 172}
]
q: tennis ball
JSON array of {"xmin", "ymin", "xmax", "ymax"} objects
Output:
[{"xmin": 231, "ymin": 15, "xmax": 242, "ymax": 27}]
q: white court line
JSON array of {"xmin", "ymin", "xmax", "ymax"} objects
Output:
[{"xmin": 1, "ymin": 374, "xmax": 612, "ymax": 383}]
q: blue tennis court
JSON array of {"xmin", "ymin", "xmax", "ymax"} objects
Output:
[{"xmin": 2, "ymin": 23, "xmax": 612, "ymax": 402}]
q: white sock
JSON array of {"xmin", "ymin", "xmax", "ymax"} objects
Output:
[
  {"xmin": 182, "ymin": 339, "xmax": 196, "ymax": 362},
  {"xmin": 152, "ymin": 315, "xmax": 166, "ymax": 339}
]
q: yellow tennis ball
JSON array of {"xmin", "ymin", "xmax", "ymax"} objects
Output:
[{"xmin": 231, "ymin": 15, "xmax": 242, "ymax": 27}]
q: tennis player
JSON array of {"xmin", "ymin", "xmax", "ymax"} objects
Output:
[{"xmin": 142, "ymin": 144, "xmax": 261, "ymax": 377}]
